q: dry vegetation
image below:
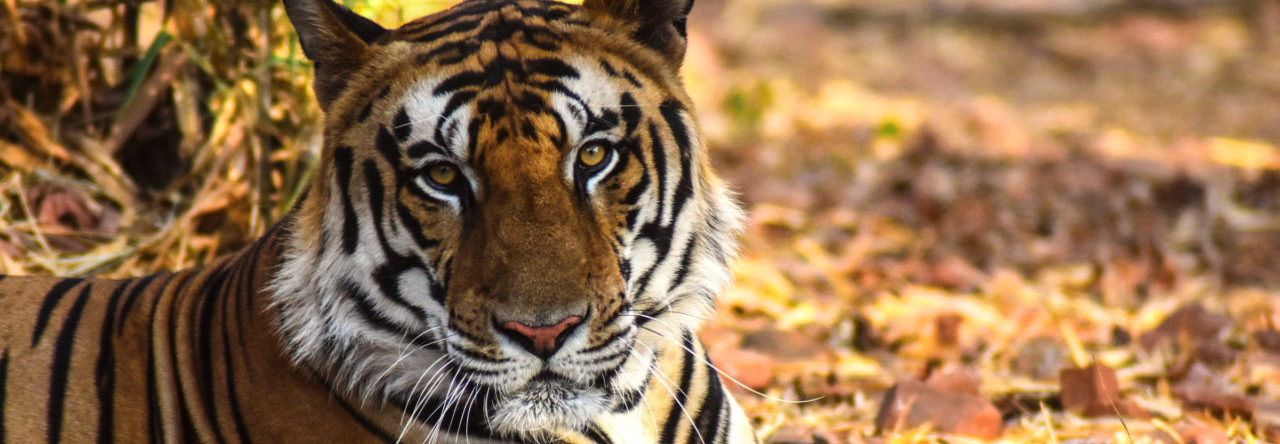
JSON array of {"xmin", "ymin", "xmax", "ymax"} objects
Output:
[{"xmin": 2, "ymin": 0, "xmax": 1279, "ymax": 442}]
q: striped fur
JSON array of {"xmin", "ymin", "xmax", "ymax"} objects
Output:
[{"xmin": 0, "ymin": 0, "xmax": 756, "ymax": 442}]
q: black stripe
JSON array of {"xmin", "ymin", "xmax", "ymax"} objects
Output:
[
  {"xmin": 0, "ymin": 351, "xmax": 8, "ymax": 440},
  {"xmin": 48, "ymin": 284, "xmax": 93, "ymax": 444},
  {"xmin": 334, "ymin": 146, "xmax": 360, "ymax": 255},
  {"xmin": 393, "ymin": 108, "xmax": 413, "ymax": 142},
  {"xmin": 632, "ymin": 296, "xmax": 671, "ymax": 322},
  {"xmin": 620, "ymin": 93, "xmax": 640, "ymax": 136},
  {"xmin": 357, "ymin": 100, "xmax": 375, "ymax": 122},
  {"xmin": 476, "ymin": 98, "xmax": 507, "ymax": 121},
  {"xmin": 521, "ymin": 27, "xmax": 561, "ymax": 51},
  {"xmin": 549, "ymin": 102, "xmax": 570, "ymax": 149},
  {"xmin": 622, "ymin": 169, "xmax": 650, "ymax": 229},
  {"xmin": 441, "ymin": 91, "xmax": 477, "ymax": 124},
  {"xmin": 148, "ymin": 272, "xmax": 193, "ymax": 444},
  {"xmin": 115, "ymin": 274, "xmax": 162, "ymax": 335},
  {"xmin": 196, "ymin": 268, "xmax": 233, "ymax": 444},
  {"xmin": 660, "ymin": 100, "xmax": 695, "ymax": 227},
  {"xmin": 95, "ymin": 281, "xmax": 134, "ymax": 444},
  {"xmin": 623, "ymin": 71, "xmax": 644, "ymax": 88},
  {"xmin": 660, "ymin": 331, "xmax": 698, "ymax": 444},
  {"xmin": 432, "ymin": 0, "xmax": 571, "ymax": 24},
  {"xmin": 219, "ymin": 262, "xmax": 253, "ymax": 443},
  {"xmin": 370, "ymin": 261, "xmax": 432, "ymax": 321},
  {"xmin": 33, "ymin": 278, "xmax": 85, "ymax": 347},
  {"xmin": 647, "ymin": 122, "xmax": 669, "ymax": 223},
  {"xmin": 601, "ymin": 143, "xmax": 632, "ymax": 187},
  {"xmin": 527, "ymin": 79, "xmax": 575, "ymax": 101},
  {"xmin": 411, "ymin": 18, "xmax": 484, "ymax": 44},
  {"xmin": 167, "ymin": 275, "xmax": 201, "ymax": 442},
  {"xmin": 419, "ymin": 40, "xmax": 481, "ymax": 66},
  {"xmin": 600, "ymin": 60, "xmax": 618, "ymax": 76},
  {"xmin": 434, "ymin": 71, "xmax": 486, "ymax": 97},
  {"xmin": 669, "ymin": 234, "xmax": 697, "ymax": 293},
  {"xmin": 236, "ymin": 239, "xmax": 266, "ymax": 364},
  {"xmin": 526, "ymin": 58, "xmax": 579, "ymax": 79},
  {"xmin": 691, "ymin": 356, "xmax": 726, "ymax": 444},
  {"xmin": 404, "ymin": 141, "xmax": 445, "ymax": 160},
  {"xmin": 375, "ymin": 126, "xmax": 403, "ymax": 170},
  {"xmin": 475, "ymin": 20, "xmax": 527, "ymax": 43},
  {"xmin": 584, "ymin": 424, "xmax": 613, "ymax": 444},
  {"xmin": 432, "ymin": 259, "xmax": 450, "ymax": 306},
  {"xmin": 598, "ymin": 110, "xmax": 621, "ymax": 133},
  {"xmin": 339, "ymin": 280, "xmax": 413, "ymax": 336},
  {"xmin": 395, "ymin": 203, "xmax": 441, "ymax": 251},
  {"xmin": 629, "ymin": 222, "xmax": 670, "ymax": 303},
  {"xmin": 146, "ymin": 296, "xmax": 162, "ymax": 444}
]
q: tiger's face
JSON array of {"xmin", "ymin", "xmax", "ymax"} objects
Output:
[{"xmin": 272, "ymin": 0, "xmax": 742, "ymax": 437}]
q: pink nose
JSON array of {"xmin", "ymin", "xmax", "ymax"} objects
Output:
[{"xmin": 496, "ymin": 316, "xmax": 583, "ymax": 359}]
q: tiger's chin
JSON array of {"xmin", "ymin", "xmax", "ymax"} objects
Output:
[{"xmin": 487, "ymin": 377, "xmax": 610, "ymax": 438}]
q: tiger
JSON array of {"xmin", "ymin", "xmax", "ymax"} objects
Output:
[{"xmin": 0, "ymin": 0, "xmax": 757, "ymax": 442}]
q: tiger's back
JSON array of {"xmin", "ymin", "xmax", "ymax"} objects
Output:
[
  {"xmin": 0, "ymin": 235, "xmax": 440, "ymax": 443},
  {"xmin": 3, "ymin": 238, "xmax": 343, "ymax": 442},
  {"xmin": 0, "ymin": 0, "xmax": 757, "ymax": 442}
]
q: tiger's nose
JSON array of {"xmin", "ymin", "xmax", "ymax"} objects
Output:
[{"xmin": 495, "ymin": 315, "xmax": 583, "ymax": 359}]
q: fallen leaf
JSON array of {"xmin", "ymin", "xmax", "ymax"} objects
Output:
[
  {"xmin": 874, "ymin": 379, "xmax": 1002, "ymax": 439},
  {"xmin": 1059, "ymin": 363, "xmax": 1149, "ymax": 419},
  {"xmin": 1141, "ymin": 303, "xmax": 1231, "ymax": 351}
]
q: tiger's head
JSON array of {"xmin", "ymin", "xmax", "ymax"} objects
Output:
[{"xmin": 272, "ymin": 0, "xmax": 742, "ymax": 437}]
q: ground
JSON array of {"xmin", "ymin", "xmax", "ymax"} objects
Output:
[{"xmin": 1, "ymin": 0, "xmax": 1278, "ymax": 442}]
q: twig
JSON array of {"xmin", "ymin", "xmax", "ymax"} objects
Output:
[{"xmin": 101, "ymin": 48, "xmax": 189, "ymax": 156}]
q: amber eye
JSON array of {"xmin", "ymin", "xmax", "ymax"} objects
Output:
[
  {"xmin": 426, "ymin": 163, "xmax": 458, "ymax": 186},
  {"xmin": 578, "ymin": 144, "xmax": 608, "ymax": 168}
]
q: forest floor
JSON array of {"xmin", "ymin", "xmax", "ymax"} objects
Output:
[
  {"xmin": 689, "ymin": 0, "xmax": 1280, "ymax": 441},
  {"xmin": 2, "ymin": 0, "xmax": 1279, "ymax": 442}
]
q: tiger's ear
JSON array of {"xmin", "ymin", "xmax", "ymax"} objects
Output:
[
  {"xmin": 283, "ymin": 0, "xmax": 388, "ymax": 109},
  {"xmin": 581, "ymin": 0, "xmax": 694, "ymax": 67}
]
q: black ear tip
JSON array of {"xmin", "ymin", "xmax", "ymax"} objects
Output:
[
  {"xmin": 322, "ymin": 0, "xmax": 388, "ymax": 44},
  {"xmin": 585, "ymin": 0, "xmax": 695, "ymax": 64},
  {"xmin": 284, "ymin": 0, "xmax": 387, "ymax": 47}
]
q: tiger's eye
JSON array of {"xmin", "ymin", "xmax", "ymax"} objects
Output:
[
  {"xmin": 578, "ymin": 144, "xmax": 606, "ymax": 167},
  {"xmin": 427, "ymin": 163, "xmax": 458, "ymax": 186}
]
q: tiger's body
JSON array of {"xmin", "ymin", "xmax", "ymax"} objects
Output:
[{"xmin": 0, "ymin": 0, "xmax": 756, "ymax": 442}]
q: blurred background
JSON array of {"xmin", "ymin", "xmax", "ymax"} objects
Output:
[{"xmin": 2, "ymin": 0, "xmax": 1278, "ymax": 441}]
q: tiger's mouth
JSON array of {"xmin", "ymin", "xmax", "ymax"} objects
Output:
[{"xmin": 486, "ymin": 371, "xmax": 610, "ymax": 436}]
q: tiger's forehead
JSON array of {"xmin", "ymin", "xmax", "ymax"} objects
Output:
[
  {"xmin": 392, "ymin": 54, "xmax": 637, "ymax": 163},
  {"xmin": 349, "ymin": 0, "xmax": 674, "ymax": 174}
]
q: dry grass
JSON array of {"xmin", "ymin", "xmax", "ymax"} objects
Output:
[{"xmin": 2, "ymin": 0, "xmax": 1279, "ymax": 442}]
